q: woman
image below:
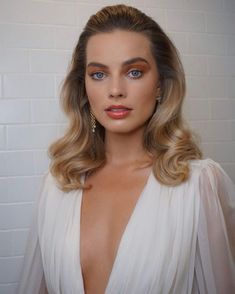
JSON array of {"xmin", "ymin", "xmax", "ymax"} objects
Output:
[{"xmin": 18, "ymin": 4, "xmax": 235, "ymax": 294}]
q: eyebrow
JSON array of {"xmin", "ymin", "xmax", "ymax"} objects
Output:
[{"xmin": 87, "ymin": 57, "xmax": 150, "ymax": 68}]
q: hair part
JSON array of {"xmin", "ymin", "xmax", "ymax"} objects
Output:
[{"xmin": 49, "ymin": 4, "xmax": 202, "ymax": 191}]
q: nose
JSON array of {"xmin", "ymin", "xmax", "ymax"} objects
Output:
[{"xmin": 108, "ymin": 76, "xmax": 126, "ymax": 99}]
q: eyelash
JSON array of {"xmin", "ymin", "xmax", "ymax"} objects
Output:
[
  {"xmin": 89, "ymin": 69, "xmax": 143, "ymax": 80},
  {"xmin": 90, "ymin": 72, "xmax": 106, "ymax": 80},
  {"xmin": 128, "ymin": 70, "xmax": 143, "ymax": 79}
]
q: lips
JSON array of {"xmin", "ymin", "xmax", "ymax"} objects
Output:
[{"xmin": 105, "ymin": 105, "xmax": 132, "ymax": 119}]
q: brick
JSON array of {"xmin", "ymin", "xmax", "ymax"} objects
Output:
[
  {"xmin": 0, "ymin": 151, "xmax": 34, "ymax": 177},
  {"xmin": 58, "ymin": 123, "xmax": 68, "ymax": 136},
  {"xmin": 55, "ymin": 75, "xmax": 66, "ymax": 98},
  {"xmin": 186, "ymin": 76, "xmax": 208, "ymax": 99},
  {"xmin": 55, "ymin": 27, "xmax": 80, "ymax": 50},
  {"xmin": 76, "ymin": 3, "xmax": 105, "ymax": 28},
  {"xmin": 30, "ymin": 50, "xmax": 72, "ymax": 73},
  {"xmin": 182, "ymin": 55, "xmax": 207, "ymax": 75},
  {"xmin": 232, "ymin": 121, "xmax": 235, "ymax": 140},
  {"xmin": 202, "ymin": 142, "xmax": 235, "ymax": 162},
  {"xmin": 0, "ymin": 24, "xmax": 55, "ymax": 49},
  {"xmin": 190, "ymin": 120, "xmax": 233, "ymax": 141},
  {"xmin": 0, "ymin": 176, "xmax": 43, "ymax": 203},
  {"xmin": 186, "ymin": 76, "xmax": 227, "ymax": 99},
  {"xmin": 0, "ymin": 126, "xmax": 5, "ymax": 149},
  {"xmin": 31, "ymin": 99, "xmax": 67, "ymax": 123},
  {"xmin": 227, "ymin": 36, "xmax": 235, "ymax": 55},
  {"xmin": 206, "ymin": 77, "xmax": 227, "ymax": 99},
  {"xmin": 0, "ymin": 203, "xmax": 33, "ymax": 230},
  {"xmin": 0, "ymin": 283, "xmax": 17, "ymax": 294},
  {"xmin": 182, "ymin": 99, "xmax": 191, "ymax": 121},
  {"xmin": 184, "ymin": 99, "xmax": 211, "ymax": 120},
  {"xmin": 3, "ymin": 74, "xmax": 54, "ymax": 98},
  {"xmin": 143, "ymin": 0, "xmax": 185, "ymax": 9},
  {"xmin": 103, "ymin": 0, "xmax": 132, "ymax": 4},
  {"xmin": 166, "ymin": 10, "xmax": 205, "ymax": 32},
  {"xmin": 188, "ymin": 33, "xmax": 226, "ymax": 55},
  {"xmin": 206, "ymin": 12, "xmax": 235, "ymax": 35},
  {"xmin": 222, "ymin": 0, "xmax": 235, "ymax": 13},
  {"xmin": 12, "ymin": 230, "xmax": 29, "ymax": 256},
  {"xmin": 7, "ymin": 125, "xmax": 59, "ymax": 150},
  {"xmin": 211, "ymin": 100, "xmax": 235, "ymax": 119},
  {"xmin": 0, "ymin": 284, "xmax": 18, "ymax": 294},
  {"xmin": 29, "ymin": 1, "xmax": 76, "ymax": 26},
  {"xmin": 168, "ymin": 32, "xmax": 189, "ymax": 54},
  {"xmin": 227, "ymin": 78, "xmax": 235, "ymax": 98},
  {"xmin": 0, "ymin": 48, "xmax": 29, "ymax": 73},
  {"xmin": 0, "ymin": 0, "xmax": 29, "ymax": 24},
  {"xmin": 142, "ymin": 7, "xmax": 166, "ymax": 30},
  {"xmin": 33, "ymin": 150, "xmax": 50, "ymax": 175},
  {"xmin": 208, "ymin": 56, "xmax": 235, "ymax": 76},
  {"xmin": 0, "ymin": 100, "xmax": 30, "ymax": 124},
  {"xmin": 182, "ymin": 0, "xmax": 222, "ymax": 11},
  {"xmin": 0, "ymin": 231, "xmax": 13, "ymax": 256},
  {"xmin": 0, "ymin": 256, "xmax": 23, "ymax": 283},
  {"xmin": 0, "ymin": 75, "xmax": 2, "ymax": 98},
  {"xmin": 0, "ymin": 230, "xmax": 28, "ymax": 257},
  {"xmin": 147, "ymin": 0, "xmax": 222, "ymax": 11}
]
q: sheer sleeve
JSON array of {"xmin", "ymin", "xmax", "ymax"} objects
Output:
[
  {"xmin": 17, "ymin": 173, "xmax": 49, "ymax": 294},
  {"xmin": 193, "ymin": 159, "xmax": 235, "ymax": 294}
]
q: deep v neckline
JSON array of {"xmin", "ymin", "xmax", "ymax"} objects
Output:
[{"xmin": 78, "ymin": 169, "xmax": 153, "ymax": 294}]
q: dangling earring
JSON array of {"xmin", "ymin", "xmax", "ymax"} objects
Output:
[
  {"xmin": 156, "ymin": 96, "xmax": 162, "ymax": 104},
  {"xmin": 90, "ymin": 109, "xmax": 96, "ymax": 133}
]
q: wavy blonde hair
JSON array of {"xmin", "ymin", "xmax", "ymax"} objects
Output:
[{"xmin": 49, "ymin": 4, "xmax": 202, "ymax": 191}]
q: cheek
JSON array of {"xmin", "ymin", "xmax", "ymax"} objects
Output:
[
  {"xmin": 85, "ymin": 78, "xmax": 94, "ymax": 99},
  {"xmin": 136, "ymin": 90, "xmax": 157, "ymax": 118},
  {"xmin": 85, "ymin": 78, "xmax": 105, "ymax": 106},
  {"xmin": 135, "ymin": 84, "xmax": 157, "ymax": 108},
  {"xmin": 85, "ymin": 82, "xmax": 99, "ymax": 111},
  {"xmin": 143, "ymin": 98, "xmax": 157, "ymax": 116}
]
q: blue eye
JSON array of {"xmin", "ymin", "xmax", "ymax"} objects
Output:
[
  {"xmin": 90, "ymin": 72, "xmax": 105, "ymax": 80},
  {"xmin": 128, "ymin": 70, "xmax": 143, "ymax": 79}
]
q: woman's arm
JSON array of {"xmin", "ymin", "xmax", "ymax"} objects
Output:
[{"xmin": 193, "ymin": 159, "xmax": 235, "ymax": 293}]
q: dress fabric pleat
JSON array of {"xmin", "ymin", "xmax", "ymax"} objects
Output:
[{"xmin": 18, "ymin": 158, "xmax": 235, "ymax": 294}]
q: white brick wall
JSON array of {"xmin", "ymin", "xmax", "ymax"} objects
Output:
[{"xmin": 0, "ymin": 0, "xmax": 234, "ymax": 292}]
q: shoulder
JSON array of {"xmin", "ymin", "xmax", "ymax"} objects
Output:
[
  {"xmin": 185, "ymin": 158, "xmax": 235, "ymax": 196},
  {"xmin": 39, "ymin": 171, "xmax": 66, "ymax": 202},
  {"xmin": 41, "ymin": 170, "xmax": 60, "ymax": 190},
  {"xmin": 189, "ymin": 158, "xmax": 235, "ymax": 200},
  {"xmin": 188, "ymin": 158, "xmax": 226, "ymax": 183},
  {"xmin": 41, "ymin": 170, "xmax": 85, "ymax": 195},
  {"xmin": 189, "ymin": 157, "xmax": 221, "ymax": 172}
]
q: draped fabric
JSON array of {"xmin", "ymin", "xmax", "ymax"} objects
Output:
[{"xmin": 18, "ymin": 158, "xmax": 235, "ymax": 294}]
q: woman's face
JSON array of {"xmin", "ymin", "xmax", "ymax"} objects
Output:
[{"xmin": 85, "ymin": 30, "xmax": 160, "ymax": 135}]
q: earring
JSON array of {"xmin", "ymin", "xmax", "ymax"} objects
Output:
[
  {"xmin": 90, "ymin": 109, "xmax": 96, "ymax": 133},
  {"xmin": 156, "ymin": 96, "xmax": 162, "ymax": 104}
]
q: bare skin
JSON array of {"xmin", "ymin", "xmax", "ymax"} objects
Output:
[
  {"xmin": 80, "ymin": 130, "xmax": 153, "ymax": 294},
  {"xmin": 80, "ymin": 30, "xmax": 160, "ymax": 294}
]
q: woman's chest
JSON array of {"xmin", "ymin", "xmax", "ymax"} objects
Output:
[
  {"xmin": 39, "ymin": 174, "xmax": 200, "ymax": 294},
  {"xmin": 80, "ymin": 174, "xmax": 151, "ymax": 293}
]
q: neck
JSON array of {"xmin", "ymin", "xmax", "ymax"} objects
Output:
[{"xmin": 104, "ymin": 128, "xmax": 152, "ymax": 169}]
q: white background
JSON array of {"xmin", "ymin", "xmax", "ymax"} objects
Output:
[{"xmin": 0, "ymin": 0, "xmax": 235, "ymax": 293}]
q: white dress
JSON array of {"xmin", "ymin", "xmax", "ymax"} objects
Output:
[{"xmin": 18, "ymin": 158, "xmax": 235, "ymax": 294}]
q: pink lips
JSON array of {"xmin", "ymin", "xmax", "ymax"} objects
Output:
[{"xmin": 105, "ymin": 105, "xmax": 132, "ymax": 119}]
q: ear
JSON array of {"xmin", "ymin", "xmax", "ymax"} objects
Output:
[{"xmin": 156, "ymin": 85, "xmax": 161, "ymax": 97}]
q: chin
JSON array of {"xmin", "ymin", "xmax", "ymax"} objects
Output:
[{"xmin": 103, "ymin": 123, "xmax": 146, "ymax": 135}]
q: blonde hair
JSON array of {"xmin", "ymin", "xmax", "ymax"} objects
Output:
[{"xmin": 49, "ymin": 4, "xmax": 202, "ymax": 191}]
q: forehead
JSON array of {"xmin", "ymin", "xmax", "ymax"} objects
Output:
[{"xmin": 86, "ymin": 30, "xmax": 155, "ymax": 65}]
